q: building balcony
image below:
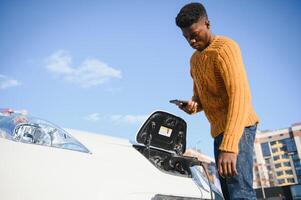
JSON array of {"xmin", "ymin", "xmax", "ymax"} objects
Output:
[
  {"xmin": 273, "ymin": 158, "xmax": 290, "ymax": 163},
  {"xmin": 272, "ymin": 151, "xmax": 285, "ymax": 156},
  {"xmin": 278, "ymin": 181, "xmax": 296, "ymax": 187},
  {"xmin": 275, "ymin": 166, "xmax": 292, "ymax": 171},
  {"xmin": 276, "ymin": 174, "xmax": 295, "ymax": 179},
  {"xmin": 271, "ymin": 143, "xmax": 282, "ymax": 148}
]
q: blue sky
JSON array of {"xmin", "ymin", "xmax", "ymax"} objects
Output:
[{"xmin": 1, "ymin": 0, "xmax": 300, "ymax": 157}]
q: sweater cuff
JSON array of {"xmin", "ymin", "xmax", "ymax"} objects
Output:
[{"xmin": 219, "ymin": 134, "xmax": 240, "ymax": 154}]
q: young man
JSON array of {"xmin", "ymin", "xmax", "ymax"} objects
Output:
[{"xmin": 175, "ymin": 3, "xmax": 259, "ymax": 200}]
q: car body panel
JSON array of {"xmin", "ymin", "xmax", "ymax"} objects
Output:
[{"xmin": 0, "ymin": 128, "xmax": 209, "ymax": 200}]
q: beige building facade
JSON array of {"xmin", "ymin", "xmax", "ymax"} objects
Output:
[{"xmin": 253, "ymin": 123, "xmax": 301, "ymax": 188}]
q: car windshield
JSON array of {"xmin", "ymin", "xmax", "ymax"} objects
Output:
[{"xmin": 0, "ymin": 112, "xmax": 90, "ymax": 153}]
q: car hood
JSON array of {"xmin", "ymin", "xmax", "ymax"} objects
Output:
[{"xmin": 66, "ymin": 128, "xmax": 134, "ymax": 149}]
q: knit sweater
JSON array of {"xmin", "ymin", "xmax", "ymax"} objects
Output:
[{"xmin": 190, "ymin": 35, "xmax": 259, "ymax": 153}]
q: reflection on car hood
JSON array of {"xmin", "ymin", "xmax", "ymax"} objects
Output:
[{"xmin": 65, "ymin": 128, "xmax": 133, "ymax": 147}]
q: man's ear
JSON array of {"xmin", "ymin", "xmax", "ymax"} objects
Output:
[{"xmin": 206, "ymin": 20, "xmax": 210, "ymax": 29}]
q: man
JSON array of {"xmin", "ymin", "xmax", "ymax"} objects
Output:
[{"xmin": 175, "ymin": 3, "xmax": 259, "ymax": 200}]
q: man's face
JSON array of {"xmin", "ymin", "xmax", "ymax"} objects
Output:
[{"xmin": 181, "ymin": 18, "xmax": 212, "ymax": 51}]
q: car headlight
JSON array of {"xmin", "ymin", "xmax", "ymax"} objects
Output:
[
  {"xmin": 0, "ymin": 114, "xmax": 90, "ymax": 153},
  {"xmin": 13, "ymin": 122, "xmax": 90, "ymax": 153}
]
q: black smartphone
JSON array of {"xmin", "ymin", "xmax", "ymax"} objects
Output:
[{"xmin": 169, "ymin": 99, "xmax": 188, "ymax": 107}]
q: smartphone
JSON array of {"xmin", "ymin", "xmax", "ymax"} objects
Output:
[{"xmin": 169, "ymin": 99, "xmax": 188, "ymax": 107}]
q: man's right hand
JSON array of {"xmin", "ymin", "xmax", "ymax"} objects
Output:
[{"xmin": 179, "ymin": 100, "xmax": 199, "ymax": 114}]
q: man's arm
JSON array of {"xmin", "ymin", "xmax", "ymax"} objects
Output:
[
  {"xmin": 216, "ymin": 39, "xmax": 251, "ymax": 177},
  {"xmin": 217, "ymin": 39, "xmax": 251, "ymax": 153}
]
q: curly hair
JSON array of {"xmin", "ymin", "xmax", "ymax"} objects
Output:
[{"xmin": 175, "ymin": 2, "xmax": 208, "ymax": 28}]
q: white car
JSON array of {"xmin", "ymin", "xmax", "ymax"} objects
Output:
[{"xmin": 0, "ymin": 109, "xmax": 223, "ymax": 200}]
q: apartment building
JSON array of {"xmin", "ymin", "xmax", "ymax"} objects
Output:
[{"xmin": 253, "ymin": 123, "xmax": 301, "ymax": 188}]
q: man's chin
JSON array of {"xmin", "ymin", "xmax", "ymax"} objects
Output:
[
  {"xmin": 196, "ymin": 47, "xmax": 205, "ymax": 52},
  {"xmin": 191, "ymin": 46, "xmax": 202, "ymax": 51},
  {"xmin": 190, "ymin": 43, "xmax": 206, "ymax": 51}
]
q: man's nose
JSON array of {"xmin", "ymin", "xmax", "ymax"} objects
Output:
[{"xmin": 189, "ymin": 38, "xmax": 196, "ymax": 45}]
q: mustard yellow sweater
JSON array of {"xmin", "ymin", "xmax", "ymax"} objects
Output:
[{"xmin": 190, "ymin": 35, "xmax": 259, "ymax": 153}]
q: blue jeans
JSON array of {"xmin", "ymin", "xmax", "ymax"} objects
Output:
[{"xmin": 214, "ymin": 125, "xmax": 257, "ymax": 200}]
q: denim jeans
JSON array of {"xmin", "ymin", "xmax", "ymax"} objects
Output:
[{"xmin": 214, "ymin": 125, "xmax": 257, "ymax": 200}]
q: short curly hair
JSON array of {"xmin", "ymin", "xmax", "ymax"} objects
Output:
[{"xmin": 175, "ymin": 2, "xmax": 208, "ymax": 28}]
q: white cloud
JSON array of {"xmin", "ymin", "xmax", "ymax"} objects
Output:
[
  {"xmin": 84, "ymin": 113, "xmax": 148, "ymax": 124},
  {"xmin": 45, "ymin": 50, "xmax": 73, "ymax": 75},
  {"xmin": 84, "ymin": 113, "xmax": 101, "ymax": 122},
  {"xmin": 110, "ymin": 114, "xmax": 148, "ymax": 124},
  {"xmin": 104, "ymin": 87, "xmax": 122, "ymax": 94},
  {"xmin": 45, "ymin": 50, "xmax": 122, "ymax": 88},
  {"xmin": 0, "ymin": 75, "xmax": 21, "ymax": 90}
]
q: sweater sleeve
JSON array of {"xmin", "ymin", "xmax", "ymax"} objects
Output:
[{"xmin": 216, "ymin": 40, "xmax": 251, "ymax": 153}]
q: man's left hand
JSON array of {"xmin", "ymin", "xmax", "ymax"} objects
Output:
[{"xmin": 217, "ymin": 151, "xmax": 238, "ymax": 177}]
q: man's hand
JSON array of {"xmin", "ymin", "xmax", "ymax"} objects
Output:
[
  {"xmin": 218, "ymin": 151, "xmax": 238, "ymax": 177},
  {"xmin": 179, "ymin": 100, "xmax": 198, "ymax": 114}
]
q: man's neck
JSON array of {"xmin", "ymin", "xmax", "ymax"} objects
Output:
[
  {"xmin": 209, "ymin": 33, "xmax": 215, "ymax": 44},
  {"xmin": 198, "ymin": 33, "xmax": 215, "ymax": 52}
]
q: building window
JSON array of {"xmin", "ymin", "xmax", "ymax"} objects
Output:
[
  {"xmin": 275, "ymin": 163, "xmax": 281, "ymax": 168},
  {"xmin": 280, "ymin": 146, "xmax": 288, "ymax": 151},
  {"xmin": 265, "ymin": 158, "xmax": 270, "ymax": 164},
  {"xmin": 276, "ymin": 171, "xmax": 284, "ymax": 176},
  {"xmin": 271, "ymin": 141, "xmax": 277, "ymax": 145},
  {"xmin": 274, "ymin": 155, "xmax": 280, "ymax": 161},
  {"xmin": 279, "ymin": 140, "xmax": 285, "ymax": 145},
  {"xmin": 285, "ymin": 170, "xmax": 293, "ymax": 175},
  {"xmin": 287, "ymin": 178, "xmax": 295, "ymax": 183},
  {"xmin": 261, "ymin": 142, "xmax": 271, "ymax": 157},
  {"xmin": 267, "ymin": 166, "xmax": 272, "ymax": 171},
  {"xmin": 272, "ymin": 148, "xmax": 278, "ymax": 153},
  {"xmin": 278, "ymin": 179, "xmax": 285, "ymax": 184},
  {"xmin": 282, "ymin": 154, "xmax": 289, "ymax": 159},
  {"xmin": 282, "ymin": 138, "xmax": 297, "ymax": 152},
  {"xmin": 292, "ymin": 154, "xmax": 299, "ymax": 160},
  {"xmin": 256, "ymin": 174, "xmax": 260, "ymax": 179},
  {"xmin": 294, "ymin": 161, "xmax": 301, "ymax": 168},
  {"xmin": 283, "ymin": 162, "xmax": 291, "ymax": 167},
  {"xmin": 296, "ymin": 169, "xmax": 301, "ymax": 175}
]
